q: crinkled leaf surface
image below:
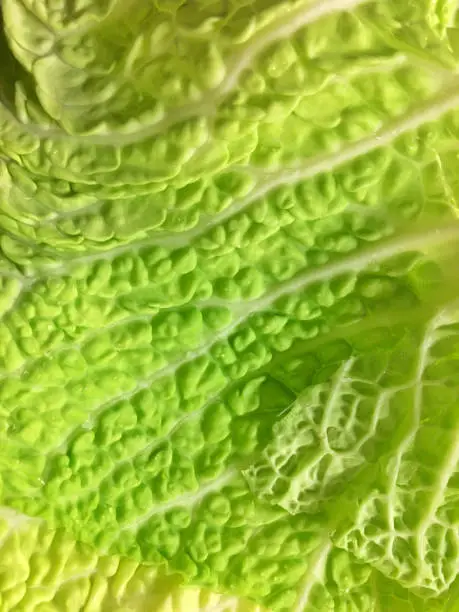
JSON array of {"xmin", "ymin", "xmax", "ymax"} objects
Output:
[
  {"xmin": 0, "ymin": 507, "xmax": 266, "ymax": 611},
  {"xmin": 1, "ymin": 0, "xmax": 459, "ymax": 610}
]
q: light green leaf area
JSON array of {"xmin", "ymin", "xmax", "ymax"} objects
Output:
[
  {"xmin": 0, "ymin": 507, "xmax": 266, "ymax": 612},
  {"xmin": 1, "ymin": 0, "xmax": 459, "ymax": 610}
]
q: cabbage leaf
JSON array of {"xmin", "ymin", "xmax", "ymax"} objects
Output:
[{"xmin": 1, "ymin": 0, "xmax": 459, "ymax": 610}]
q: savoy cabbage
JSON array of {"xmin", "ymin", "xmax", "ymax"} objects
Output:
[{"xmin": 1, "ymin": 0, "xmax": 459, "ymax": 610}]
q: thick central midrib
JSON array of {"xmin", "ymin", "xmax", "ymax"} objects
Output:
[
  {"xmin": 417, "ymin": 432, "xmax": 459, "ymax": 535},
  {"xmin": 294, "ymin": 539, "xmax": 332, "ymax": 612},
  {"xmin": 2, "ymin": 0, "xmax": 370, "ymax": 146},
  {"xmin": 384, "ymin": 312, "xmax": 441, "ymax": 536}
]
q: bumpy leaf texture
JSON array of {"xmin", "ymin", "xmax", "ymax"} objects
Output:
[{"xmin": 1, "ymin": 0, "xmax": 459, "ymax": 610}]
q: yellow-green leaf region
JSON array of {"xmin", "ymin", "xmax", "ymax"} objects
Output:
[
  {"xmin": 0, "ymin": 507, "xmax": 265, "ymax": 611},
  {"xmin": 1, "ymin": 0, "xmax": 459, "ymax": 610}
]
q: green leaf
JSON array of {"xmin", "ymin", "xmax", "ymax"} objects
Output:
[{"xmin": 1, "ymin": 0, "xmax": 459, "ymax": 610}]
